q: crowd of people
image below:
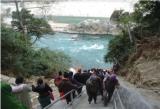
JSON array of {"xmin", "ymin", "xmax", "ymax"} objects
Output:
[
  {"xmin": 10, "ymin": 66, "xmax": 119, "ymax": 109},
  {"xmin": 52, "ymin": 67, "xmax": 119, "ymax": 106}
]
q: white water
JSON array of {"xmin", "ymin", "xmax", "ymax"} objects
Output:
[
  {"xmin": 79, "ymin": 44, "xmax": 104, "ymax": 50},
  {"xmin": 35, "ymin": 32, "xmax": 113, "ymax": 69}
]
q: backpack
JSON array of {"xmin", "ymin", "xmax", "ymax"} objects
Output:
[{"xmin": 86, "ymin": 77, "xmax": 98, "ymax": 93}]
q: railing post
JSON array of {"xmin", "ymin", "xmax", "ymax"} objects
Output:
[
  {"xmin": 116, "ymin": 90, "xmax": 125, "ymax": 109},
  {"xmin": 44, "ymin": 86, "xmax": 84, "ymax": 109},
  {"xmin": 70, "ymin": 90, "xmax": 73, "ymax": 109},
  {"xmin": 114, "ymin": 99, "xmax": 117, "ymax": 109}
]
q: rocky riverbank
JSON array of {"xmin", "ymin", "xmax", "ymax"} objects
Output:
[{"xmin": 49, "ymin": 20, "xmax": 120, "ymax": 35}]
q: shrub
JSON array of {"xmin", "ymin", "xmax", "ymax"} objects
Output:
[
  {"xmin": 1, "ymin": 82, "xmax": 27, "ymax": 109},
  {"xmin": 1, "ymin": 26, "xmax": 71, "ymax": 77},
  {"xmin": 104, "ymin": 32, "xmax": 134, "ymax": 65}
]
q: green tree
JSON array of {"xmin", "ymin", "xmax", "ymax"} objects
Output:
[
  {"xmin": 110, "ymin": 10, "xmax": 123, "ymax": 23},
  {"xmin": 1, "ymin": 26, "xmax": 70, "ymax": 77},
  {"xmin": 133, "ymin": 1, "xmax": 160, "ymax": 38},
  {"xmin": 11, "ymin": 8, "xmax": 53, "ymax": 43},
  {"xmin": 1, "ymin": 25, "xmax": 31, "ymax": 71},
  {"xmin": 110, "ymin": 9, "xmax": 134, "ymax": 43},
  {"xmin": 104, "ymin": 32, "xmax": 133, "ymax": 65},
  {"xmin": 105, "ymin": 1, "xmax": 160, "ymax": 67}
]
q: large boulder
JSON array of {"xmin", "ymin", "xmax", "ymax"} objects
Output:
[{"xmin": 67, "ymin": 19, "xmax": 120, "ymax": 35}]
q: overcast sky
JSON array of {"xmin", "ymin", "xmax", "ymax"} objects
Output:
[
  {"xmin": 47, "ymin": 0, "xmax": 138, "ymax": 17},
  {"xmin": 1, "ymin": 0, "xmax": 139, "ymax": 17}
]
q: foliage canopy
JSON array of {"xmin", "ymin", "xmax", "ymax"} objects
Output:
[
  {"xmin": 105, "ymin": 32, "xmax": 133, "ymax": 64},
  {"xmin": 105, "ymin": 1, "xmax": 160, "ymax": 66},
  {"xmin": 11, "ymin": 8, "xmax": 53, "ymax": 43},
  {"xmin": 1, "ymin": 26, "xmax": 71, "ymax": 76}
]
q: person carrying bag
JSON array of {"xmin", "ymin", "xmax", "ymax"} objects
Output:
[{"xmin": 32, "ymin": 78, "xmax": 53, "ymax": 108}]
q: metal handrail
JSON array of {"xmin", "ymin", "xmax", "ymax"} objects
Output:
[
  {"xmin": 114, "ymin": 88, "xmax": 125, "ymax": 109},
  {"xmin": 116, "ymin": 89, "xmax": 125, "ymax": 109},
  {"xmin": 114, "ymin": 99, "xmax": 117, "ymax": 109},
  {"xmin": 44, "ymin": 85, "xmax": 84, "ymax": 109}
]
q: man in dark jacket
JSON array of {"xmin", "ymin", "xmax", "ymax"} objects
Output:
[
  {"xmin": 106, "ymin": 74, "xmax": 119, "ymax": 104},
  {"xmin": 67, "ymin": 72, "xmax": 83, "ymax": 94},
  {"xmin": 32, "ymin": 78, "xmax": 53, "ymax": 108},
  {"xmin": 58, "ymin": 77, "xmax": 78, "ymax": 104},
  {"xmin": 86, "ymin": 73, "xmax": 99, "ymax": 104}
]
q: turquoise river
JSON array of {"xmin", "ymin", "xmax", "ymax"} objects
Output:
[{"xmin": 35, "ymin": 32, "xmax": 113, "ymax": 69}]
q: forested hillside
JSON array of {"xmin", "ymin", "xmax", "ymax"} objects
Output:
[
  {"xmin": 1, "ymin": 8, "xmax": 71, "ymax": 77},
  {"xmin": 105, "ymin": 0, "xmax": 160, "ymax": 91}
]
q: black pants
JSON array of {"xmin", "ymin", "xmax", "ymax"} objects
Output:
[
  {"xmin": 38, "ymin": 96, "xmax": 51, "ymax": 108},
  {"xmin": 87, "ymin": 92, "xmax": 97, "ymax": 104},
  {"xmin": 65, "ymin": 91, "xmax": 76, "ymax": 104},
  {"xmin": 77, "ymin": 87, "xmax": 82, "ymax": 94},
  {"xmin": 107, "ymin": 89, "xmax": 114, "ymax": 102},
  {"xmin": 65, "ymin": 94, "xmax": 71, "ymax": 104}
]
